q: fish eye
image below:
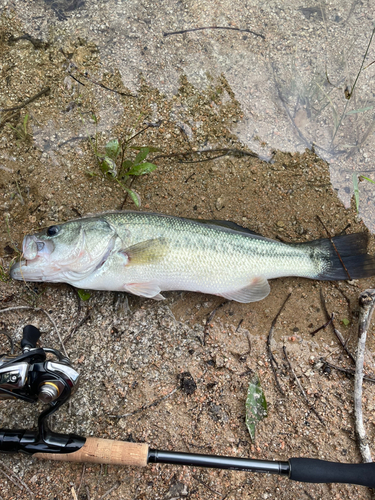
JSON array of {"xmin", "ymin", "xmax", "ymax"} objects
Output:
[{"xmin": 46, "ymin": 225, "xmax": 60, "ymax": 237}]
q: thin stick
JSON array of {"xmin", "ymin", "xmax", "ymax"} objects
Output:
[
  {"xmin": 40, "ymin": 307, "xmax": 67, "ymax": 357},
  {"xmin": 330, "ymin": 25, "xmax": 375, "ymax": 148},
  {"xmin": 60, "ymin": 49, "xmax": 136, "ymax": 98},
  {"xmin": 0, "ymin": 87, "xmax": 50, "ymax": 112},
  {"xmin": 192, "ymin": 474, "xmax": 222, "ymax": 497},
  {"xmin": 321, "ymin": 359, "xmax": 375, "ymax": 383},
  {"xmin": 0, "ymin": 469, "xmax": 21, "ymax": 492},
  {"xmin": 235, "ymin": 318, "xmax": 244, "ymax": 333},
  {"xmin": 319, "ymin": 289, "xmax": 356, "ymax": 363},
  {"xmin": 8, "ymin": 34, "xmax": 48, "ymax": 50},
  {"xmin": 0, "ymin": 459, "xmax": 35, "ymax": 498},
  {"xmin": 77, "ymin": 464, "xmax": 85, "ymax": 495},
  {"xmin": 316, "ymin": 216, "xmax": 351, "ymax": 280},
  {"xmin": 64, "ymin": 309, "xmax": 91, "ymax": 344},
  {"xmin": 347, "ymin": 26, "xmax": 375, "ymax": 100},
  {"xmin": 354, "ymin": 289, "xmax": 375, "ymax": 463},
  {"xmin": 282, "ymin": 347, "xmax": 325, "ymax": 425},
  {"xmin": 151, "ymin": 148, "xmax": 259, "ymax": 163},
  {"xmin": 109, "ymin": 386, "xmax": 179, "ymax": 419},
  {"xmin": 99, "ymin": 481, "xmax": 120, "ymax": 500},
  {"xmin": 203, "ymin": 301, "xmax": 228, "ymax": 345},
  {"xmin": 0, "ymin": 305, "xmax": 67, "ymax": 357},
  {"xmin": 163, "ymin": 26, "xmax": 265, "ymax": 40},
  {"xmin": 310, "ymin": 313, "xmax": 333, "ymax": 336},
  {"xmin": 0, "ymin": 110, "xmax": 20, "ymax": 130},
  {"xmin": 266, "ymin": 293, "xmax": 291, "ymax": 395},
  {"xmin": 0, "ymin": 330, "xmax": 14, "ymax": 354}
]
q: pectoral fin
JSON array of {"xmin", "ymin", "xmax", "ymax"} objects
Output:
[
  {"xmin": 219, "ymin": 277, "xmax": 270, "ymax": 303},
  {"xmin": 120, "ymin": 237, "xmax": 168, "ymax": 266},
  {"xmin": 124, "ymin": 282, "xmax": 165, "ymax": 299}
]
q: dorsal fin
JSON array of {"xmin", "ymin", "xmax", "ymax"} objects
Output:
[{"xmin": 189, "ymin": 219, "xmax": 262, "ymax": 236}]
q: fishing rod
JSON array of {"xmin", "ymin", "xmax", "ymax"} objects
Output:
[{"xmin": 0, "ymin": 325, "xmax": 374, "ymax": 488}]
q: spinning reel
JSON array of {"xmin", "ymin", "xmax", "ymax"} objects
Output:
[{"xmin": 0, "ymin": 325, "xmax": 84, "ymax": 454}]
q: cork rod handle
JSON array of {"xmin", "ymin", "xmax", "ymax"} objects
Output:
[{"xmin": 34, "ymin": 438, "xmax": 149, "ymax": 467}]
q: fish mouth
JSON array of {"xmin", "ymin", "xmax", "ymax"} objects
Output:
[{"xmin": 10, "ymin": 236, "xmax": 55, "ymax": 281}]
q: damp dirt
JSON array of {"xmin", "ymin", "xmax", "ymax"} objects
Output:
[{"xmin": 0, "ymin": 13, "xmax": 375, "ymax": 500}]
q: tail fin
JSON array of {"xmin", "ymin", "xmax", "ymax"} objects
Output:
[{"xmin": 304, "ymin": 233, "xmax": 375, "ymax": 281}]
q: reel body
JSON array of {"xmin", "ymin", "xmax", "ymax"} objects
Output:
[{"xmin": 0, "ymin": 325, "xmax": 85, "ymax": 454}]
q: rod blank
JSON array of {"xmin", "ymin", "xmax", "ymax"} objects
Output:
[{"xmin": 35, "ymin": 440, "xmax": 375, "ymax": 487}]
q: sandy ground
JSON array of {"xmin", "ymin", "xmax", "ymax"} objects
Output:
[{"xmin": 0, "ymin": 11, "xmax": 375, "ymax": 500}]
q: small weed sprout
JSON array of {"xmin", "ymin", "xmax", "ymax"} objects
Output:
[
  {"xmin": 87, "ymin": 115, "xmax": 159, "ymax": 207},
  {"xmin": 352, "ymin": 172, "xmax": 375, "ymax": 212},
  {"xmin": 0, "ymin": 261, "xmax": 9, "ymax": 282},
  {"xmin": 7, "ymin": 113, "xmax": 31, "ymax": 145}
]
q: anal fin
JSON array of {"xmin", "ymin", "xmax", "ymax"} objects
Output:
[
  {"xmin": 124, "ymin": 282, "xmax": 165, "ymax": 300},
  {"xmin": 218, "ymin": 276, "xmax": 270, "ymax": 303}
]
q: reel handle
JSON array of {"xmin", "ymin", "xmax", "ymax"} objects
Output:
[{"xmin": 21, "ymin": 325, "xmax": 41, "ymax": 350}]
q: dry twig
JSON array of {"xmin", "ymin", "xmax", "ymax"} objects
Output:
[
  {"xmin": 321, "ymin": 359, "xmax": 375, "ymax": 383},
  {"xmin": 163, "ymin": 26, "xmax": 265, "ymax": 39},
  {"xmin": 266, "ymin": 293, "xmax": 291, "ymax": 395},
  {"xmin": 0, "ymin": 305, "xmax": 67, "ymax": 356},
  {"xmin": 0, "ymin": 87, "xmax": 50, "ymax": 112},
  {"xmin": 99, "ymin": 481, "xmax": 121, "ymax": 499},
  {"xmin": 64, "ymin": 308, "xmax": 91, "ymax": 344},
  {"xmin": 319, "ymin": 289, "xmax": 356, "ymax": 363},
  {"xmin": 354, "ymin": 289, "xmax": 375, "ymax": 463},
  {"xmin": 109, "ymin": 386, "xmax": 179, "ymax": 419},
  {"xmin": 282, "ymin": 347, "xmax": 325, "ymax": 425},
  {"xmin": 0, "ymin": 459, "xmax": 35, "ymax": 498},
  {"xmin": 203, "ymin": 300, "xmax": 228, "ymax": 345},
  {"xmin": 77, "ymin": 464, "xmax": 86, "ymax": 495}
]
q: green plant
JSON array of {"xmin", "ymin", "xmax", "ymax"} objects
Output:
[
  {"xmin": 5, "ymin": 214, "xmax": 21, "ymax": 257},
  {"xmin": 0, "ymin": 263, "xmax": 9, "ymax": 282},
  {"xmin": 77, "ymin": 289, "xmax": 91, "ymax": 301},
  {"xmin": 87, "ymin": 116, "xmax": 159, "ymax": 207},
  {"xmin": 352, "ymin": 172, "xmax": 375, "ymax": 212},
  {"xmin": 7, "ymin": 113, "xmax": 31, "ymax": 144}
]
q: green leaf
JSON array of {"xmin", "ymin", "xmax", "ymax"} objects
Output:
[
  {"xmin": 23, "ymin": 113, "xmax": 29, "ymax": 132},
  {"xmin": 105, "ymin": 139, "xmax": 121, "ymax": 160},
  {"xmin": 345, "ymin": 106, "xmax": 373, "ymax": 115},
  {"xmin": 77, "ymin": 289, "xmax": 91, "ymax": 301},
  {"xmin": 361, "ymin": 175, "xmax": 375, "ymax": 184},
  {"xmin": 134, "ymin": 147, "xmax": 150, "ymax": 165},
  {"xmin": 129, "ymin": 145, "xmax": 162, "ymax": 153},
  {"xmin": 121, "ymin": 159, "xmax": 134, "ymax": 171},
  {"xmin": 100, "ymin": 157, "xmax": 117, "ymax": 175},
  {"xmin": 127, "ymin": 162, "xmax": 158, "ymax": 176},
  {"xmin": 342, "ymin": 318, "xmax": 350, "ymax": 326},
  {"xmin": 86, "ymin": 171, "xmax": 98, "ymax": 177},
  {"xmin": 245, "ymin": 374, "xmax": 268, "ymax": 442},
  {"xmin": 125, "ymin": 187, "xmax": 141, "ymax": 207},
  {"xmin": 352, "ymin": 173, "xmax": 360, "ymax": 212}
]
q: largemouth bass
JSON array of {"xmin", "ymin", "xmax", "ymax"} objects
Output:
[{"xmin": 10, "ymin": 211, "xmax": 375, "ymax": 303}]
